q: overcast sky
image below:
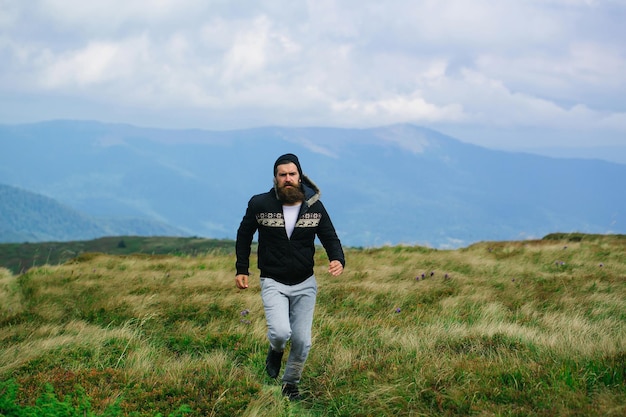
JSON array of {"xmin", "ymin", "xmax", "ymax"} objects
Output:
[{"xmin": 1, "ymin": 0, "xmax": 625, "ymax": 150}]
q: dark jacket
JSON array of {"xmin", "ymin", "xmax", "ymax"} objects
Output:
[{"xmin": 235, "ymin": 175, "xmax": 345, "ymax": 285}]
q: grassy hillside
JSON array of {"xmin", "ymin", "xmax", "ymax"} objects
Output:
[
  {"xmin": 0, "ymin": 236, "xmax": 237, "ymax": 274},
  {"xmin": 1, "ymin": 236, "xmax": 625, "ymax": 416}
]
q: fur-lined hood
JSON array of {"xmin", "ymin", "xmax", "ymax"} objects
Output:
[{"xmin": 273, "ymin": 174, "xmax": 321, "ymax": 207}]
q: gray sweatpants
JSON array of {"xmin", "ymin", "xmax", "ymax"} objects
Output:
[{"xmin": 260, "ymin": 275, "xmax": 317, "ymax": 385}]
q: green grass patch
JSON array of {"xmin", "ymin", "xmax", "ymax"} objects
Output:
[{"xmin": 1, "ymin": 234, "xmax": 625, "ymax": 416}]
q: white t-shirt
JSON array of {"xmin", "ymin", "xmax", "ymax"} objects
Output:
[{"xmin": 283, "ymin": 204, "xmax": 302, "ymax": 238}]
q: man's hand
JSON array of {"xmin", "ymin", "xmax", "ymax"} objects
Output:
[
  {"xmin": 328, "ymin": 260, "xmax": 344, "ymax": 276},
  {"xmin": 235, "ymin": 274, "xmax": 249, "ymax": 289}
]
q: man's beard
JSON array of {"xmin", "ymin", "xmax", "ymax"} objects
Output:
[{"xmin": 277, "ymin": 183, "xmax": 305, "ymax": 204}]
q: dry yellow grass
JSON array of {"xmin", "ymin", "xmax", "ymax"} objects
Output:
[{"xmin": 0, "ymin": 236, "xmax": 625, "ymax": 416}]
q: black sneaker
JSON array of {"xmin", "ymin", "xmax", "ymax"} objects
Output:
[
  {"xmin": 282, "ymin": 383, "xmax": 301, "ymax": 401},
  {"xmin": 265, "ymin": 346, "xmax": 283, "ymax": 379}
]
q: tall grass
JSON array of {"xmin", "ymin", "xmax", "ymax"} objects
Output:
[{"xmin": 1, "ymin": 237, "xmax": 625, "ymax": 416}]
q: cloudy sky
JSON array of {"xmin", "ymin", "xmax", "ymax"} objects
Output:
[{"xmin": 1, "ymin": 0, "xmax": 625, "ymax": 151}]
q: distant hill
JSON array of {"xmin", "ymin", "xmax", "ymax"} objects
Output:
[
  {"xmin": 0, "ymin": 183, "xmax": 185, "ymax": 243},
  {"xmin": 1, "ymin": 120, "xmax": 625, "ymax": 248}
]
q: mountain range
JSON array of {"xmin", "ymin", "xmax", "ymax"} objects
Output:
[
  {"xmin": 1, "ymin": 120, "xmax": 624, "ymax": 248},
  {"xmin": 0, "ymin": 183, "xmax": 184, "ymax": 243}
]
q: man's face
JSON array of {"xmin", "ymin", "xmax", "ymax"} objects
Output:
[
  {"xmin": 275, "ymin": 162, "xmax": 304, "ymax": 204},
  {"xmin": 275, "ymin": 162, "xmax": 300, "ymax": 188}
]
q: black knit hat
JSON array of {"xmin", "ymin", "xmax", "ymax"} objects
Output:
[{"xmin": 273, "ymin": 153, "xmax": 303, "ymax": 177}]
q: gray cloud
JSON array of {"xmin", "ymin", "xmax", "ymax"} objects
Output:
[{"xmin": 1, "ymin": 0, "xmax": 625, "ymax": 149}]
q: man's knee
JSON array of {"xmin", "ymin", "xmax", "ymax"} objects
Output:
[
  {"xmin": 269, "ymin": 326, "xmax": 292, "ymax": 347},
  {"xmin": 290, "ymin": 334, "xmax": 311, "ymax": 351}
]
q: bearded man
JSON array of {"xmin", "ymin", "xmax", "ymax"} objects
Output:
[{"xmin": 235, "ymin": 153, "xmax": 345, "ymax": 400}]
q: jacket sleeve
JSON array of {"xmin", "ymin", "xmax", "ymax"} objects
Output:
[
  {"xmin": 235, "ymin": 198, "xmax": 259, "ymax": 275},
  {"xmin": 315, "ymin": 201, "xmax": 345, "ymax": 267}
]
